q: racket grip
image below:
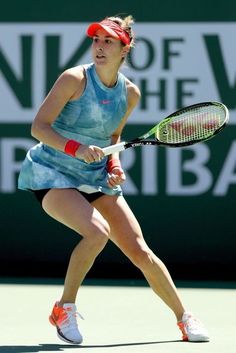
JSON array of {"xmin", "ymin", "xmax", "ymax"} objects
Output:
[{"xmin": 102, "ymin": 142, "xmax": 126, "ymax": 156}]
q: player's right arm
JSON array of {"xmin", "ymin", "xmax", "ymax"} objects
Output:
[
  {"xmin": 31, "ymin": 67, "xmax": 83, "ymax": 152},
  {"xmin": 31, "ymin": 67, "xmax": 104, "ymax": 162}
]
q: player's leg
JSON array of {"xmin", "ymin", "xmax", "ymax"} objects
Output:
[
  {"xmin": 93, "ymin": 194, "xmax": 185, "ymax": 321},
  {"xmin": 42, "ymin": 188, "xmax": 109, "ymax": 344},
  {"xmin": 94, "ymin": 194, "xmax": 209, "ymax": 342},
  {"xmin": 42, "ymin": 188, "xmax": 109, "ymax": 303}
]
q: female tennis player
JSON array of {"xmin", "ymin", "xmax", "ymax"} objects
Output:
[{"xmin": 18, "ymin": 15, "xmax": 209, "ymax": 344}]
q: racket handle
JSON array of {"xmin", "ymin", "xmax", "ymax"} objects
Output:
[{"xmin": 102, "ymin": 142, "xmax": 126, "ymax": 156}]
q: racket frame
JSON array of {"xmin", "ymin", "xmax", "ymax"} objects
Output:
[{"xmin": 102, "ymin": 101, "xmax": 229, "ymax": 156}]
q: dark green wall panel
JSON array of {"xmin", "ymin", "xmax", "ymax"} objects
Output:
[{"xmin": 1, "ymin": 0, "xmax": 236, "ymax": 279}]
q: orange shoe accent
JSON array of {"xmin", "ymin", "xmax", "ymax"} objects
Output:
[
  {"xmin": 177, "ymin": 321, "xmax": 188, "ymax": 341},
  {"xmin": 49, "ymin": 302, "xmax": 69, "ymax": 327},
  {"xmin": 49, "ymin": 314, "xmax": 56, "ymax": 326}
]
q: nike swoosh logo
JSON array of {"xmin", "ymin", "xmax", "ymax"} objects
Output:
[{"xmin": 101, "ymin": 100, "xmax": 111, "ymax": 104}]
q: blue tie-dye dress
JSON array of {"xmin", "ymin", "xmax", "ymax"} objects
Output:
[{"xmin": 18, "ymin": 63, "xmax": 127, "ymax": 196}]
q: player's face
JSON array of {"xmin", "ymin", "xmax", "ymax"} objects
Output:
[{"xmin": 91, "ymin": 29, "xmax": 125, "ymax": 67}]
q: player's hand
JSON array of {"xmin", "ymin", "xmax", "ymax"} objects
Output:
[
  {"xmin": 75, "ymin": 144, "xmax": 104, "ymax": 163},
  {"xmin": 107, "ymin": 167, "xmax": 126, "ymax": 188}
]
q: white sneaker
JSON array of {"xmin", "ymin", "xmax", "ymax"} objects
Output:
[
  {"xmin": 177, "ymin": 312, "xmax": 210, "ymax": 342},
  {"xmin": 49, "ymin": 302, "xmax": 83, "ymax": 344}
]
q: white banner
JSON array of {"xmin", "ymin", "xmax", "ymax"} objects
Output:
[{"xmin": 0, "ymin": 23, "xmax": 236, "ymax": 124}]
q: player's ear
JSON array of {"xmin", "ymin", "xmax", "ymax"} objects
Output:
[{"xmin": 121, "ymin": 45, "xmax": 130, "ymax": 58}]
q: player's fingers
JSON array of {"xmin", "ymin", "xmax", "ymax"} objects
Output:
[
  {"xmin": 93, "ymin": 146, "xmax": 105, "ymax": 157},
  {"xmin": 87, "ymin": 146, "xmax": 104, "ymax": 162},
  {"xmin": 84, "ymin": 152, "xmax": 96, "ymax": 163},
  {"xmin": 107, "ymin": 173, "xmax": 125, "ymax": 186}
]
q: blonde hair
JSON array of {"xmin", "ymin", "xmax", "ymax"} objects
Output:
[{"xmin": 107, "ymin": 15, "xmax": 135, "ymax": 48}]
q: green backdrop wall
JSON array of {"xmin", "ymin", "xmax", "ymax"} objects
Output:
[{"xmin": 0, "ymin": 0, "xmax": 236, "ymax": 280}]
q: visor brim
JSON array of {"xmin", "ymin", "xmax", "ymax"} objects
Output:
[{"xmin": 87, "ymin": 23, "xmax": 120, "ymax": 40}]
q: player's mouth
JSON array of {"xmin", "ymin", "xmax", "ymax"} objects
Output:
[{"xmin": 96, "ymin": 54, "xmax": 106, "ymax": 59}]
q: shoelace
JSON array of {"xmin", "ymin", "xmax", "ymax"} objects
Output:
[
  {"xmin": 59, "ymin": 308, "xmax": 84, "ymax": 330},
  {"xmin": 184, "ymin": 316, "xmax": 203, "ymax": 331}
]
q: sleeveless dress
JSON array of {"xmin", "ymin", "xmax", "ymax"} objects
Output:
[{"xmin": 18, "ymin": 63, "xmax": 128, "ymax": 196}]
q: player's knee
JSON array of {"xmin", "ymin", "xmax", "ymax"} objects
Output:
[
  {"xmin": 88, "ymin": 222, "xmax": 110, "ymax": 249},
  {"xmin": 93, "ymin": 231, "xmax": 109, "ymax": 249},
  {"xmin": 129, "ymin": 247, "xmax": 154, "ymax": 270}
]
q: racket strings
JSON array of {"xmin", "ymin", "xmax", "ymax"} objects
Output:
[{"xmin": 158, "ymin": 106, "xmax": 226, "ymax": 144}]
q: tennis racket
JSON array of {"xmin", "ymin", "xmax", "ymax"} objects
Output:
[{"xmin": 102, "ymin": 101, "xmax": 229, "ymax": 156}]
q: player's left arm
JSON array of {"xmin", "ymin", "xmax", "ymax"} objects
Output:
[
  {"xmin": 107, "ymin": 79, "xmax": 141, "ymax": 188},
  {"xmin": 110, "ymin": 79, "xmax": 141, "ymax": 156}
]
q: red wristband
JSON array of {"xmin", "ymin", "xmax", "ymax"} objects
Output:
[
  {"xmin": 64, "ymin": 139, "xmax": 81, "ymax": 157},
  {"xmin": 107, "ymin": 158, "xmax": 122, "ymax": 173}
]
